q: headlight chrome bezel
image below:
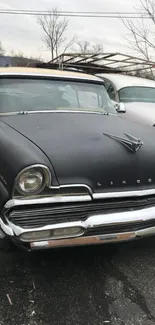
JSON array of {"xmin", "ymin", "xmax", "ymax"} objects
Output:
[{"xmin": 14, "ymin": 164, "xmax": 51, "ymax": 196}]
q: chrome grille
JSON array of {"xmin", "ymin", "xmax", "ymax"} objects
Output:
[
  {"xmin": 7, "ymin": 195, "xmax": 155, "ymax": 229},
  {"xmin": 86, "ymin": 220, "xmax": 155, "ymax": 236}
]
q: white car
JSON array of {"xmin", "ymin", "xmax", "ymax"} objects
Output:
[{"xmin": 97, "ymin": 73, "xmax": 155, "ymax": 126}]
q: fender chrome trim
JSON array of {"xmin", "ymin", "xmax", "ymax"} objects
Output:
[
  {"xmin": 93, "ymin": 188, "xmax": 155, "ymax": 199},
  {"xmin": 7, "ymin": 187, "xmax": 155, "ymax": 210},
  {"xmin": 4, "ymin": 195, "xmax": 92, "ymax": 210}
]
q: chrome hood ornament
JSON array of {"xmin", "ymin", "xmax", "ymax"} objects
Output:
[{"xmin": 103, "ymin": 132, "xmax": 143, "ymax": 153}]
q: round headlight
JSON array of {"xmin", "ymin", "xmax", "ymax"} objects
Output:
[{"xmin": 16, "ymin": 168, "xmax": 46, "ymax": 195}]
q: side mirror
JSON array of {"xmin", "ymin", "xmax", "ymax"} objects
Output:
[
  {"xmin": 117, "ymin": 102, "xmax": 126, "ymax": 113},
  {"xmin": 112, "ymin": 101, "xmax": 126, "ymax": 113}
]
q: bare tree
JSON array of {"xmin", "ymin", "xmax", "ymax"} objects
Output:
[
  {"xmin": 0, "ymin": 42, "xmax": 5, "ymax": 56},
  {"xmin": 76, "ymin": 41, "xmax": 103, "ymax": 54},
  {"xmin": 37, "ymin": 8, "xmax": 76, "ymax": 60},
  {"xmin": 122, "ymin": 0, "xmax": 155, "ymax": 61}
]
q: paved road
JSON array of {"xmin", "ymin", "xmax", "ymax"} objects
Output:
[{"xmin": 1, "ymin": 239, "xmax": 155, "ymax": 325}]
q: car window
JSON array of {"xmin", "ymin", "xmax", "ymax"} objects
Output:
[
  {"xmin": 61, "ymin": 83, "xmax": 111, "ymax": 109},
  {"xmin": 78, "ymin": 90, "xmax": 98, "ymax": 108},
  {"xmin": 119, "ymin": 86, "xmax": 155, "ymax": 103},
  {"xmin": 0, "ymin": 78, "xmax": 116, "ymax": 114},
  {"xmin": 104, "ymin": 80, "xmax": 116, "ymax": 101},
  {"xmin": 62, "ymin": 85, "xmax": 100, "ymax": 108},
  {"xmin": 62, "ymin": 85, "xmax": 79, "ymax": 107}
]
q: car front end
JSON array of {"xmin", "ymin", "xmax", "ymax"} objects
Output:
[
  {"xmin": 1, "ymin": 68, "xmax": 155, "ymax": 251},
  {"xmin": 2, "ymin": 113, "xmax": 155, "ymax": 251},
  {"xmin": 3, "ymin": 182, "xmax": 155, "ymax": 250}
]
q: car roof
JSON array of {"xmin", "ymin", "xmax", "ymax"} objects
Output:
[
  {"xmin": 97, "ymin": 73, "xmax": 155, "ymax": 91},
  {"xmin": 0, "ymin": 67, "xmax": 101, "ymax": 82}
]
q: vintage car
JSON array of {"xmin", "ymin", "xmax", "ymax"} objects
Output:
[
  {"xmin": 1, "ymin": 67, "xmax": 155, "ymax": 252},
  {"xmin": 97, "ymin": 73, "xmax": 155, "ymax": 126}
]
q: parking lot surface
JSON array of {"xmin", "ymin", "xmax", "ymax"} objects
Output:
[{"xmin": 1, "ymin": 239, "xmax": 155, "ymax": 325}]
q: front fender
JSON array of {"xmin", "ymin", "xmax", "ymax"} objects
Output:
[
  {"xmin": 0, "ymin": 181, "xmax": 9, "ymax": 210},
  {"xmin": 0, "ymin": 120, "xmax": 58, "ymax": 196}
]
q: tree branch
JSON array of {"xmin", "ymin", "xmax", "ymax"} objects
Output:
[{"xmin": 37, "ymin": 8, "xmax": 76, "ymax": 60}]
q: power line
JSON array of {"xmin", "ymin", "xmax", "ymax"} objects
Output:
[
  {"xmin": 0, "ymin": 9, "xmax": 151, "ymax": 19},
  {"xmin": 0, "ymin": 13, "xmax": 150, "ymax": 19},
  {"xmin": 0, "ymin": 9, "xmax": 144, "ymax": 14}
]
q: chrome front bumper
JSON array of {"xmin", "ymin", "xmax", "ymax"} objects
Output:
[{"xmin": 1, "ymin": 204, "xmax": 155, "ymax": 249}]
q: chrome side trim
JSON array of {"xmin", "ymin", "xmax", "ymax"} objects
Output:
[
  {"xmin": 6, "ymin": 187, "xmax": 155, "ymax": 210},
  {"xmin": 4, "ymin": 195, "xmax": 92, "ymax": 210},
  {"xmin": 93, "ymin": 188, "xmax": 155, "ymax": 199},
  {"xmin": 2, "ymin": 205, "xmax": 155, "ymax": 239}
]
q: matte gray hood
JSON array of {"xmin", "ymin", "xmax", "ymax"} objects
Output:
[{"xmin": 2, "ymin": 112, "xmax": 155, "ymax": 193}]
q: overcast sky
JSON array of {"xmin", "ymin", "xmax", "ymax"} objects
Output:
[{"xmin": 0, "ymin": 0, "xmax": 142, "ymax": 60}]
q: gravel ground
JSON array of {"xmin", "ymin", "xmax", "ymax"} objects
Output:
[{"xmin": 1, "ymin": 238, "xmax": 155, "ymax": 325}]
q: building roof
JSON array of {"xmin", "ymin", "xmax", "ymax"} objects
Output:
[
  {"xmin": 0, "ymin": 67, "xmax": 101, "ymax": 82},
  {"xmin": 97, "ymin": 73, "xmax": 155, "ymax": 91}
]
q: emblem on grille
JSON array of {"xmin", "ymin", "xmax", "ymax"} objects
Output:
[{"xmin": 103, "ymin": 132, "xmax": 143, "ymax": 153}]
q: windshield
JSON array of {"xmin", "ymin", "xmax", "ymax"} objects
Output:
[
  {"xmin": 119, "ymin": 86, "xmax": 155, "ymax": 103},
  {"xmin": 0, "ymin": 78, "xmax": 116, "ymax": 114}
]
